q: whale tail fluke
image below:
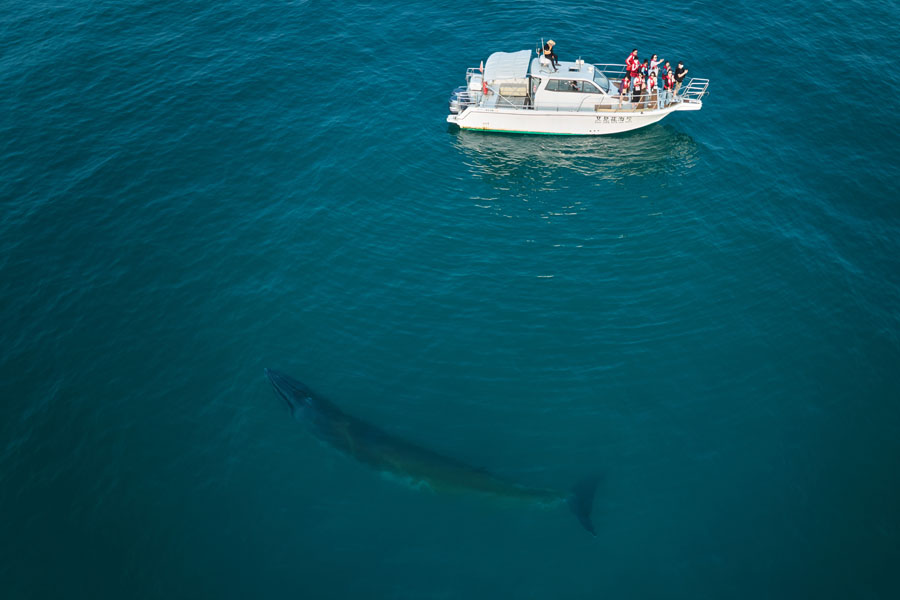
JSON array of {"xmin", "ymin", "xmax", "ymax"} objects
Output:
[{"xmin": 567, "ymin": 476, "xmax": 601, "ymax": 536}]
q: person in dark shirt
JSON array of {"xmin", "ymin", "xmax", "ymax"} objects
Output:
[
  {"xmin": 674, "ymin": 61, "xmax": 689, "ymax": 95},
  {"xmin": 543, "ymin": 40, "xmax": 559, "ymax": 71}
]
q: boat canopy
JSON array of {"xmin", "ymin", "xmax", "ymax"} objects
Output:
[{"xmin": 483, "ymin": 50, "xmax": 532, "ymax": 82}]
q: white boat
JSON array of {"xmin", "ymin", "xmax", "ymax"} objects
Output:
[{"xmin": 447, "ymin": 47, "xmax": 709, "ymax": 135}]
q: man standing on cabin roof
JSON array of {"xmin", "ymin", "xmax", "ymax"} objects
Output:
[{"xmin": 543, "ymin": 40, "xmax": 559, "ymax": 71}]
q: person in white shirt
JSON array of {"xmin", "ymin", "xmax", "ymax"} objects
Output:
[
  {"xmin": 645, "ymin": 74, "xmax": 657, "ymax": 109},
  {"xmin": 649, "ymin": 54, "xmax": 665, "ymax": 78}
]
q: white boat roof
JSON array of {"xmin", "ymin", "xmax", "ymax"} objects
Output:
[
  {"xmin": 484, "ymin": 50, "xmax": 532, "ymax": 81},
  {"xmin": 529, "ymin": 58, "xmax": 595, "ymax": 79}
]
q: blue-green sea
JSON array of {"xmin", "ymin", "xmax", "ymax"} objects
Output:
[{"xmin": 2, "ymin": 1, "xmax": 899, "ymax": 598}]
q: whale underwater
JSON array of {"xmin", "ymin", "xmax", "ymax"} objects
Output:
[{"xmin": 266, "ymin": 369, "xmax": 599, "ymax": 535}]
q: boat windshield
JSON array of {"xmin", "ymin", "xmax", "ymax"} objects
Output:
[{"xmin": 592, "ymin": 70, "xmax": 612, "ymax": 94}]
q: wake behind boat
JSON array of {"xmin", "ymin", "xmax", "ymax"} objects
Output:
[{"xmin": 447, "ymin": 45, "xmax": 709, "ymax": 135}]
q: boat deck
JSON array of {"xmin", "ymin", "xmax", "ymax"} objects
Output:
[{"xmin": 461, "ymin": 63, "xmax": 708, "ymax": 115}]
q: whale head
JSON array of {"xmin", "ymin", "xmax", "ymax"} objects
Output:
[{"xmin": 265, "ymin": 369, "xmax": 316, "ymax": 419}]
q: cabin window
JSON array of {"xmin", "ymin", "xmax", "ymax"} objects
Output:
[
  {"xmin": 531, "ymin": 77, "xmax": 541, "ymax": 96},
  {"xmin": 546, "ymin": 79, "xmax": 587, "ymax": 92},
  {"xmin": 593, "ymin": 70, "xmax": 612, "ymax": 94}
]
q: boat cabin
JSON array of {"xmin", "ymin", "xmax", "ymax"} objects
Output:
[
  {"xmin": 463, "ymin": 50, "xmax": 624, "ymax": 112},
  {"xmin": 528, "ymin": 58, "xmax": 616, "ymax": 111}
]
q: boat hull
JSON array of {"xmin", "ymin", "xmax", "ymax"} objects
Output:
[{"xmin": 447, "ymin": 104, "xmax": 695, "ymax": 135}]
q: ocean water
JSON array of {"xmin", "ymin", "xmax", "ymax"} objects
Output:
[{"xmin": 2, "ymin": 0, "xmax": 899, "ymax": 597}]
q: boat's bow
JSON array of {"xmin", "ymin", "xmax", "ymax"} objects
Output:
[{"xmin": 673, "ymin": 77, "xmax": 709, "ymax": 111}]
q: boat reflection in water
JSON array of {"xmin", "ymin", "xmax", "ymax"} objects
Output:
[{"xmin": 450, "ymin": 126, "xmax": 700, "ymax": 187}]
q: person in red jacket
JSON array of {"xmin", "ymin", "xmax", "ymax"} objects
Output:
[
  {"xmin": 663, "ymin": 69, "xmax": 676, "ymax": 106},
  {"xmin": 645, "ymin": 73, "xmax": 657, "ymax": 109},
  {"xmin": 625, "ymin": 49, "xmax": 639, "ymax": 78},
  {"xmin": 618, "ymin": 73, "xmax": 631, "ymax": 107},
  {"xmin": 632, "ymin": 72, "xmax": 645, "ymax": 109}
]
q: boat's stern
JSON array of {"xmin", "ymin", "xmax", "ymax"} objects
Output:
[
  {"xmin": 448, "ymin": 85, "xmax": 467, "ymax": 115},
  {"xmin": 448, "ymin": 64, "xmax": 491, "ymax": 123}
]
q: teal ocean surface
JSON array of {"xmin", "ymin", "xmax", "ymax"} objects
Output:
[{"xmin": 2, "ymin": 1, "xmax": 899, "ymax": 598}]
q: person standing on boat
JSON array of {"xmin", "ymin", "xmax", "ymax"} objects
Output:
[
  {"xmin": 632, "ymin": 72, "xmax": 645, "ymax": 109},
  {"xmin": 648, "ymin": 55, "xmax": 662, "ymax": 94},
  {"xmin": 625, "ymin": 49, "xmax": 639, "ymax": 78},
  {"xmin": 663, "ymin": 68, "xmax": 675, "ymax": 106},
  {"xmin": 618, "ymin": 73, "xmax": 631, "ymax": 107},
  {"xmin": 649, "ymin": 54, "xmax": 665, "ymax": 79},
  {"xmin": 674, "ymin": 61, "xmax": 689, "ymax": 95},
  {"xmin": 645, "ymin": 73, "xmax": 657, "ymax": 109},
  {"xmin": 543, "ymin": 40, "xmax": 559, "ymax": 71}
]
